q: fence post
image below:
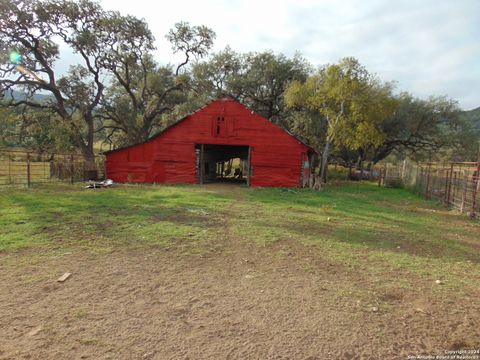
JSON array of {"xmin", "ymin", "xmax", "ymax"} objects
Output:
[
  {"xmin": 50, "ymin": 157, "xmax": 54, "ymax": 179},
  {"xmin": 425, "ymin": 164, "xmax": 431, "ymax": 199},
  {"xmin": 70, "ymin": 154, "xmax": 74, "ymax": 184},
  {"xmin": 451, "ymin": 170, "xmax": 457, "ymax": 206},
  {"xmin": 471, "ymin": 164, "xmax": 480, "ymax": 218},
  {"xmin": 26, "ymin": 152, "xmax": 31, "ymax": 188},
  {"xmin": 443, "ymin": 165, "xmax": 449, "ymax": 203},
  {"xmin": 8, "ymin": 153, "xmax": 12, "ymax": 184},
  {"xmin": 416, "ymin": 166, "xmax": 422, "ymax": 192},
  {"xmin": 43, "ymin": 157, "xmax": 46, "ymax": 182},
  {"xmin": 384, "ymin": 165, "xmax": 388, "ymax": 186},
  {"xmin": 460, "ymin": 170, "xmax": 468, "ymax": 213},
  {"xmin": 446, "ymin": 163, "xmax": 454, "ymax": 206}
]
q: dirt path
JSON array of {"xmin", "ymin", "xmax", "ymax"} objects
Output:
[{"xmin": 2, "ymin": 246, "xmax": 479, "ymax": 359}]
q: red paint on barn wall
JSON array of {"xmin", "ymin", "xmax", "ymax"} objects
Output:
[{"xmin": 105, "ymin": 97, "xmax": 316, "ymax": 187}]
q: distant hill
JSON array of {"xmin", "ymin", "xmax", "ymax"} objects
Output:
[
  {"xmin": 3, "ymin": 90, "xmax": 52, "ymax": 103},
  {"xmin": 462, "ymin": 107, "xmax": 480, "ymax": 131}
]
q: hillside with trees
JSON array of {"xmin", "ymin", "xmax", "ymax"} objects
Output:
[{"xmin": 462, "ymin": 107, "xmax": 480, "ymax": 131}]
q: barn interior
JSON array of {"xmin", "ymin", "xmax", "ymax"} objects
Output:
[{"xmin": 196, "ymin": 144, "xmax": 250, "ymax": 185}]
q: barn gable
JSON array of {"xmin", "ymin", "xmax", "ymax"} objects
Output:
[{"xmin": 105, "ymin": 97, "xmax": 316, "ymax": 187}]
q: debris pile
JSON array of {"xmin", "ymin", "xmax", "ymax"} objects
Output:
[{"xmin": 85, "ymin": 179, "xmax": 114, "ymax": 189}]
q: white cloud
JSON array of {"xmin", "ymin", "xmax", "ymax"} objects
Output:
[{"xmin": 55, "ymin": 0, "xmax": 480, "ymax": 109}]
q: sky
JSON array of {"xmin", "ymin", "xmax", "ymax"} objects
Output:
[{"xmin": 56, "ymin": 0, "xmax": 480, "ymax": 110}]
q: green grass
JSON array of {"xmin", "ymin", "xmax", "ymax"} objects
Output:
[
  {"xmin": 0, "ymin": 183, "xmax": 231, "ymax": 254},
  {"xmin": 1, "ymin": 182, "xmax": 479, "ymax": 289}
]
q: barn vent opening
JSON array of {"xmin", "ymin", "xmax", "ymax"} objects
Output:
[{"xmin": 196, "ymin": 144, "xmax": 250, "ymax": 185}]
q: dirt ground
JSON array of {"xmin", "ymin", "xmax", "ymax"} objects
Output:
[
  {"xmin": 1, "ymin": 184, "xmax": 479, "ymax": 359},
  {"xmin": 1, "ymin": 239, "xmax": 479, "ymax": 360}
]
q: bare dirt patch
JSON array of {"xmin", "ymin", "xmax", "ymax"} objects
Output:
[{"xmin": 1, "ymin": 240, "xmax": 479, "ymax": 360}]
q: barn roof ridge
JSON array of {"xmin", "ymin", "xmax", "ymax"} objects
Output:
[{"xmin": 103, "ymin": 96, "xmax": 315, "ymax": 155}]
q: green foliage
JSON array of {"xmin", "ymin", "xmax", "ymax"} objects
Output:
[
  {"xmin": 285, "ymin": 57, "xmax": 397, "ymax": 180},
  {"xmin": 159, "ymin": 93, "xmax": 210, "ymax": 128},
  {"xmin": 101, "ymin": 22, "xmax": 215, "ymax": 146},
  {"xmin": 192, "ymin": 49, "xmax": 311, "ymax": 124},
  {"xmin": 191, "ymin": 46, "xmax": 242, "ymax": 97},
  {"xmin": 18, "ymin": 109, "xmax": 75, "ymax": 153},
  {"xmin": 0, "ymin": 104, "xmax": 74, "ymax": 153},
  {"xmin": 102, "ymin": 61, "xmax": 185, "ymax": 145},
  {"xmin": 0, "ymin": 0, "xmax": 157, "ymax": 161},
  {"xmin": 285, "ymin": 109, "xmax": 326, "ymax": 152},
  {"xmin": 0, "ymin": 106, "xmax": 17, "ymax": 147},
  {"xmin": 463, "ymin": 107, "xmax": 480, "ymax": 131},
  {"xmin": 1, "ymin": 2, "xmax": 217, "ymax": 152},
  {"xmin": 233, "ymin": 51, "xmax": 311, "ymax": 124},
  {"xmin": 286, "ymin": 57, "xmax": 396, "ymax": 149},
  {"xmin": 166, "ymin": 22, "xmax": 216, "ymax": 67},
  {"xmin": 370, "ymin": 94, "xmax": 463, "ymax": 163},
  {"xmin": 454, "ymin": 107, "xmax": 480, "ymax": 161}
]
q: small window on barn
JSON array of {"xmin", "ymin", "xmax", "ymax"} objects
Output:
[
  {"xmin": 217, "ymin": 116, "xmax": 222, "ymax": 135},
  {"xmin": 213, "ymin": 116, "xmax": 227, "ymax": 137}
]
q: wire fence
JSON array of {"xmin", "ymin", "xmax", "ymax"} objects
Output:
[
  {"xmin": 0, "ymin": 149, "xmax": 105, "ymax": 187},
  {"xmin": 380, "ymin": 160, "xmax": 480, "ymax": 218}
]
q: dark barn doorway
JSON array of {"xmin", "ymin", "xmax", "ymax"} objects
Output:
[{"xmin": 196, "ymin": 144, "xmax": 250, "ymax": 185}]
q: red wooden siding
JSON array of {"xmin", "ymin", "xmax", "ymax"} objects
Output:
[{"xmin": 105, "ymin": 97, "xmax": 315, "ymax": 187}]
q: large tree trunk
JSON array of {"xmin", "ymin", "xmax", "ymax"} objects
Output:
[
  {"xmin": 85, "ymin": 115, "xmax": 96, "ymax": 169},
  {"xmin": 83, "ymin": 147, "xmax": 96, "ymax": 167},
  {"xmin": 81, "ymin": 146, "xmax": 97, "ymax": 180},
  {"xmin": 78, "ymin": 115, "xmax": 97, "ymax": 179},
  {"xmin": 356, "ymin": 154, "xmax": 362, "ymax": 169},
  {"xmin": 319, "ymin": 138, "xmax": 332, "ymax": 183}
]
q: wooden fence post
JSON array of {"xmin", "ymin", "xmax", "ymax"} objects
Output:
[
  {"xmin": 450, "ymin": 170, "xmax": 457, "ymax": 206},
  {"xmin": 471, "ymin": 164, "xmax": 480, "ymax": 218},
  {"xmin": 70, "ymin": 154, "xmax": 74, "ymax": 184},
  {"xmin": 26, "ymin": 152, "xmax": 31, "ymax": 188},
  {"xmin": 460, "ymin": 170, "xmax": 468, "ymax": 213},
  {"xmin": 446, "ymin": 163, "xmax": 454, "ymax": 206},
  {"xmin": 444, "ymin": 166, "xmax": 449, "ymax": 203},
  {"xmin": 383, "ymin": 164, "xmax": 388, "ymax": 186},
  {"xmin": 8, "ymin": 153, "xmax": 12, "ymax": 184},
  {"xmin": 50, "ymin": 157, "xmax": 54, "ymax": 179},
  {"xmin": 416, "ymin": 166, "xmax": 422, "ymax": 192},
  {"xmin": 425, "ymin": 164, "xmax": 431, "ymax": 199}
]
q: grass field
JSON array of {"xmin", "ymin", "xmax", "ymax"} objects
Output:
[{"xmin": 1, "ymin": 182, "xmax": 479, "ymax": 359}]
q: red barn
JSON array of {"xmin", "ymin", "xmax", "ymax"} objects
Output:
[{"xmin": 104, "ymin": 97, "xmax": 316, "ymax": 187}]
